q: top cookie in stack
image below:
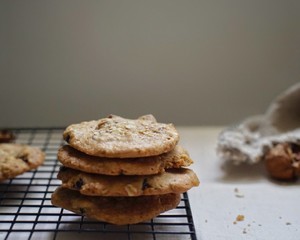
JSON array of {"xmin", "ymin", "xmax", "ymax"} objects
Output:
[
  {"xmin": 51, "ymin": 114, "xmax": 199, "ymax": 225},
  {"xmin": 63, "ymin": 114, "xmax": 179, "ymax": 158}
]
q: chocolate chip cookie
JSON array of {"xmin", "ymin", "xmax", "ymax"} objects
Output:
[
  {"xmin": 57, "ymin": 145, "xmax": 193, "ymax": 175},
  {"xmin": 0, "ymin": 143, "xmax": 45, "ymax": 181},
  {"xmin": 51, "ymin": 187, "xmax": 181, "ymax": 225},
  {"xmin": 57, "ymin": 167, "xmax": 199, "ymax": 196},
  {"xmin": 63, "ymin": 115, "xmax": 179, "ymax": 158}
]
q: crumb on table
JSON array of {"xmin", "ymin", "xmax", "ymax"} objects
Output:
[
  {"xmin": 234, "ymin": 188, "xmax": 244, "ymax": 198},
  {"xmin": 233, "ymin": 214, "xmax": 245, "ymax": 224}
]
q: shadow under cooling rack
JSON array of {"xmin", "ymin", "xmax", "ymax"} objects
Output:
[{"xmin": 0, "ymin": 128, "xmax": 197, "ymax": 240}]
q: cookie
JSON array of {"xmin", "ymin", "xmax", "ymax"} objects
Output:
[
  {"xmin": 265, "ymin": 142, "xmax": 300, "ymax": 180},
  {"xmin": 58, "ymin": 145, "xmax": 193, "ymax": 175},
  {"xmin": 57, "ymin": 167, "xmax": 199, "ymax": 196},
  {"xmin": 51, "ymin": 186, "xmax": 181, "ymax": 225},
  {"xmin": 63, "ymin": 114, "xmax": 179, "ymax": 158},
  {"xmin": 0, "ymin": 143, "xmax": 45, "ymax": 181}
]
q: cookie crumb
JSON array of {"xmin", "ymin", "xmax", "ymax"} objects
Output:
[
  {"xmin": 234, "ymin": 188, "xmax": 244, "ymax": 198},
  {"xmin": 74, "ymin": 178, "xmax": 84, "ymax": 190},
  {"xmin": 236, "ymin": 215, "xmax": 245, "ymax": 222},
  {"xmin": 233, "ymin": 221, "xmax": 237, "ymax": 224},
  {"xmin": 142, "ymin": 178, "xmax": 151, "ymax": 190}
]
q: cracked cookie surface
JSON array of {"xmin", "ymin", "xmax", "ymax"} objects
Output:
[
  {"xmin": 0, "ymin": 143, "xmax": 45, "ymax": 181},
  {"xmin": 63, "ymin": 115, "xmax": 179, "ymax": 158}
]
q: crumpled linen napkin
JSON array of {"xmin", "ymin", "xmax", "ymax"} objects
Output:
[{"xmin": 217, "ymin": 82, "xmax": 300, "ymax": 165}]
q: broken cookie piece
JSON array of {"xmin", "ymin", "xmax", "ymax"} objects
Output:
[
  {"xmin": 265, "ymin": 143, "xmax": 300, "ymax": 180},
  {"xmin": 0, "ymin": 143, "xmax": 45, "ymax": 181}
]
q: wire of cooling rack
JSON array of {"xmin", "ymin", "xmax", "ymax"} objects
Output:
[{"xmin": 0, "ymin": 128, "xmax": 197, "ymax": 240}]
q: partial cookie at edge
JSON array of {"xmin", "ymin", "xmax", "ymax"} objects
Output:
[{"xmin": 0, "ymin": 143, "xmax": 45, "ymax": 181}]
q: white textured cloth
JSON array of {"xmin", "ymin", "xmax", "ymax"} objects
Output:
[{"xmin": 217, "ymin": 82, "xmax": 300, "ymax": 164}]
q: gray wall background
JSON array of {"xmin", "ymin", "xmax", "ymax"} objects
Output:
[{"xmin": 1, "ymin": 0, "xmax": 300, "ymax": 127}]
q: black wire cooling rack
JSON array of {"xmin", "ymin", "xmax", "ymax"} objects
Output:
[{"xmin": 0, "ymin": 128, "xmax": 197, "ymax": 240}]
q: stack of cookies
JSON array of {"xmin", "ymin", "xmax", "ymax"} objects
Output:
[{"xmin": 51, "ymin": 114, "xmax": 199, "ymax": 225}]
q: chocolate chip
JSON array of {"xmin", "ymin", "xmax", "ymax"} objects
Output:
[
  {"xmin": 59, "ymin": 166, "xmax": 68, "ymax": 172},
  {"xmin": 74, "ymin": 178, "xmax": 84, "ymax": 190},
  {"xmin": 79, "ymin": 208, "xmax": 85, "ymax": 215},
  {"xmin": 142, "ymin": 178, "xmax": 151, "ymax": 190},
  {"xmin": 64, "ymin": 134, "xmax": 70, "ymax": 143},
  {"xmin": 19, "ymin": 154, "xmax": 29, "ymax": 163}
]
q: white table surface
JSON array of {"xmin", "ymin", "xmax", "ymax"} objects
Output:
[{"xmin": 180, "ymin": 127, "xmax": 300, "ymax": 240}]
